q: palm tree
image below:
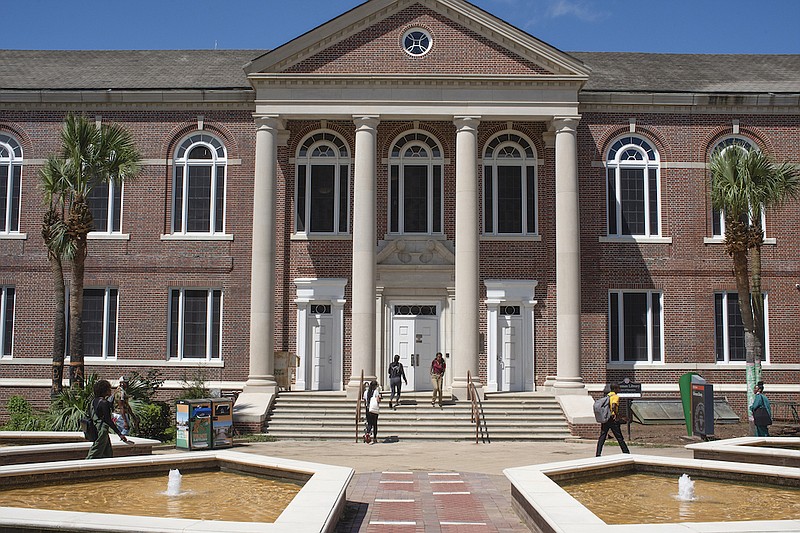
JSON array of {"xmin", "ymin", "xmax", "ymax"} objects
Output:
[
  {"xmin": 40, "ymin": 158, "xmax": 74, "ymax": 397},
  {"xmin": 710, "ymin": 147, "xmax": 800, "ymax": 415},
  {"xmin": 40, "ymin": 114, "xmax": 141, "ymax": 389}
]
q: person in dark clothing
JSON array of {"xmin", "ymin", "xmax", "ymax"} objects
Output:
[
  {"xmin": 87, "ymin": 379, "xmax": 128, "ymax": 459},
  {"xmin": 595, "ymin": 383, "xmax": 630, "ymax": 457},
  {"xmin": 388, "ymin": 354, "xmax": 407, "ymax": 409},
  {"xmin": 363, "ymin": 380, "xmax": 381, "ymax": 444}
]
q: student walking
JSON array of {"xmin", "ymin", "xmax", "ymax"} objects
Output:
[
  {"xmin": 430, "ymin": 352, "xmax": 446, "ymax": 407},
  {"xmin": 87, "ymin": 379, "xmax": 128, "ymax": 459},
  {"xmin": 750, "ymin": 382, "xmax": 772, "ymax": 437},
  {"xmin": 363, "ymin": 380, "xmax": 381, "ymax": 444},
  {"xmin": 388, "ymin": 355, "xmax": 407, "ymax": 409},
  {"xmin": 595, "ymin": 384, "xmax": 630, "ymax": 457}
]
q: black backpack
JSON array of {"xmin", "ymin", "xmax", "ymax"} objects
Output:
[{"xmin": 80, "ymin": 403, "xmax": 98, "ymax": 442}]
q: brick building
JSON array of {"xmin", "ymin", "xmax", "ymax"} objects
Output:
[{"xmin": 1, "ymin": 0, "xmax": 798, "ymax": 433}]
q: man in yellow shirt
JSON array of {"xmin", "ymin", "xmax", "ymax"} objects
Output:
[{"xmin": 596, "ymin": 383, "xmax": 631, "ymax": 456}]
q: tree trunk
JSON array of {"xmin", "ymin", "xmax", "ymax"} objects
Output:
[
  {"xmin": 49, "ymin": 253, "xmax": 66, "ymax": 398},
  {"xmin": 749, "ymin": 243, "xmax": 764, "ymax": 387},
  {"xmin": 731, "ymin": 249, "xmax": 757, "ymax": 434}
]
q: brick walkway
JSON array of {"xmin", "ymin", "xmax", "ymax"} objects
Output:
[{"xmin": 336, "ymin": 470, "xmax": 530, "ymax": 532}]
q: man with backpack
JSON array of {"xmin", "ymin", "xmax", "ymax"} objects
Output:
[
  {"xmin": 387, "ymin": 354, "xmax": 407, "ymax": 409},
  {"xmin": 595, "ymin": 383, "xmax": 630, "ymax": 457}
]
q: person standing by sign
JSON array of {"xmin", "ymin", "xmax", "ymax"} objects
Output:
[
  {"xmin": 750, "ymin": 382, "xmax": 772, "ymax": 437},
  {"xmin": 388, "ymin": 354, "xmax": 407, "ymax": 410},
  {"xmin": 430, "ymin": 352, "xmax": 446, "ymax": 407},
  {"xmin": 596, "ymin": 383, "xmax": 630, "ymax": 457}
]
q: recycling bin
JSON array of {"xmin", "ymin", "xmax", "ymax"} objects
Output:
[
  {"xmin": 210, "ymin": 398, "xmax": 233, "ymax": 449},
  {"xmin": 176, "ymin": 399, "xmax": 212, "ymax": 450}
]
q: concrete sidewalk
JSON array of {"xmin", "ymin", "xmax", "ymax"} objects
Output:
[{"xmin": 198, "ymin": 439, "xmax": 694, "ymax": 532}]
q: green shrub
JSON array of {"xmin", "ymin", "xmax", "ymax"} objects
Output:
[
  {"xmin": 43, "ymin": 374, "xmax": 98, "ymax": 432},
  {"xmin": 1, "ymin": 396, "xmax": 44, "ymax": 431},
  {"xmin": 135, "ymin": 401, "xmax": 172, "ymax": 441},
  {"xmin": 175, "ymin": 370, "xmax": 210, "ymax": 400}
]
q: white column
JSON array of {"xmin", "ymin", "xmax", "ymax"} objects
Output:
[
  {"xmin": 451, "ymin": 116, "xmax": 481, "ymax": 399},
  {"xmin": 243, "ymin": 116, "xmax": 285, "ymax": 394},
  {"xmin": 347, "ymin": 116, "xmax": 380, "ymax": 397},
  {"xmin": 552, "ymin": 117, "xmax": 584, "ymax": 392}
]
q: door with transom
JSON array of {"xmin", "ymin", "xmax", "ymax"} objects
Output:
[
  {"xmin": 309, "ymin": 311, "xmax": 334, "ymax": 391},
  {"xmin": 498, "ymin": 313, "xmax": 523, "ymax": 392},
  {"xmin": 391, "ymin": 305, "xmax": 439, "ymax": 392}
]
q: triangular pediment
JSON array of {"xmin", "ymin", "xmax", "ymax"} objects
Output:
[{"xmin": 244, "ymin": 0, "xmax": 589, "ymax": 79}]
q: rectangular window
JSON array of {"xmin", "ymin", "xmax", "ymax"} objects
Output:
[
  {"xmin": 390, "ymin": 165, "xmax": 399, "ymax": 233},
  {"xmin": 609, "ymin": 290, "xmax": 663, "ymax": 363},
  {"xmin": 187, "ymin": 165, "xmax": 212, "ymax": 232},
  {"xmin": 296, "ymin": 166, "xmax": 306, "ymax": 233},
  {"xmin": 0, "ymin": 287, "xmax": 14, "ymax": 356},
  {"xmin": 403, "ymin": 165, "xmax": 428, "ymax": 233},
  {"xmin": 173, "ymin": 164, "xmax": 225, "ymax": 235},
  {"xmin": 82, "ymin": 288, "xmax": 118, "ymax": 359},
  {"xmin": 715, "ymin": 292, "xmax": 767, "ymax": 363},
  {"xmin": 483, "ymin": 166, "xmax": 493, "ymax": 233},
  {"xmin": 497, "ymin": 166, "xmax": 523, "ymax": 234},
  {"xmin": 620, "ymin": 168, "xmax": 645, "ymax": 235},
  {"xmin": 88, "ymin": 181, "xmax": 123, "ymax": 233},
  {"xmin": 168, "ymin": 288, "xmax": 222, "ymax": 360},
  {"xmin": 310, "ymin": 165, "xmax": 335, "ymax": 233},
  {"xmin": 0, "ymin": 165, "xmax": 21, "ymax": 233},
  {"xmin": 339, "ymin": 165, "xmax": 349, "ymax": 233}
]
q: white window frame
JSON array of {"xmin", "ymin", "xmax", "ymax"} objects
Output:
[
  {"xmin": 82, "ymin": 287, "xmax": 119, "ymax": 360},
  {"xmin": 714, "ymin": 291, "xmax": 770, "ymax": 364},
  {"xmin": 0, "ymin": 286, "xmax": 15, "ymax": 358},
  {"xmin": 482, "ymin": 132, "xmax": 538, "ymax": 236},
  {"xmin": 608, "ymin": 289, "xmax": 664, "ymax": 364},
  {"xmin": 388, "ymin": 131, "xmax": 444, "ymax": 236},
  {"xmin": 0, "ymin": 134, "xmax": 23, "ymax": 236},
  {"xmin": 709, "ymin": 137, "xmax": 767, "ymax": 240},
  {"xmin": 294, "ymin": 131, "xmax": 351, "ymax": 236},
  {"xmin": 606, "ymin": 136, "xmax": 661, "ymax": 237},
  {"xmin": 87, "ymin": 180, "xmax": 124, "ymax": 235},
  {"xmin": 168, "ymin": 288, "xmax": 223, "ymax": 361},
  {"xmin": 171, "ymin": 133, "xmax": 228, "ymax": 236},
  {"xmin": 401, "ymin": 28, "xmax": 432, "ymax": 57}
]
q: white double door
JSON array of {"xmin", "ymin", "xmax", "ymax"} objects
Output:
[{"xmin": 391, "ymin": 315, "xmax": 439, "ymax": 392}]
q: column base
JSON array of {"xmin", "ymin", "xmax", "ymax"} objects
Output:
[{"xmin": 553, "ymin": 376, "xmax": 586, "ymax": 394}]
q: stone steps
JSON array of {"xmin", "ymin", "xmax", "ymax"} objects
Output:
[{"xmin": 262, "ymin": 391, "xmax": 572, "ymax": 441}]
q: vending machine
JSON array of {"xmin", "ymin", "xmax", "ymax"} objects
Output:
[{"xmin": 176, "ymin": 399, "xmax": 212, "ymax": 450}]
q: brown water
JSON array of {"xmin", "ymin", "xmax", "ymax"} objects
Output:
[
  {"xmin": 559, "ymin": 472, "xmax": 800, "ymax": 524},
  {"xmin": 0, "ymin": 470, "xmax": 302, "ymax": 523}
]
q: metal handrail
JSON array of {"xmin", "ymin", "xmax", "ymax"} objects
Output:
[
  {"xmin": 355, "ymin": 370, "xmax": 365, "ymax": 443},
  {"xmin": 466, "ymin": 370, "xmax": 486, "ymax": 444}
]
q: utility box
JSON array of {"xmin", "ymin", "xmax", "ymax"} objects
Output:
[
  {"xmin": 176, "ymin": 399, "xmax": 212, "ymax": 450},
  {"xmin": 210, "ymin": 398, "xmax": 233, "ymax": 449}
]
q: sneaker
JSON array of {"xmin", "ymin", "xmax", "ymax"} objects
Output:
[{"xmin": 389, "ymin": 401, "xmax": 392, "ymax": 409}]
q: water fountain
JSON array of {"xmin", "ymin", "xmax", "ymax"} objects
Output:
[
  {"xmin": 0, "ymin": 450, "xmax": 352, "ymax": 532},
  {"xmin": 166, "ymin": 468, "xmax": 182, "ymax": 496},
  {"xmin": 676, "ymin": 473, "xmax": 695, "ymax": 501},
  {"xmin": 687, "ymin": 436, "xmax": 800, "ymax": 467},
  {"xmin": 505, "ymin": 455, "xmax": 800, "ymax": 532}
]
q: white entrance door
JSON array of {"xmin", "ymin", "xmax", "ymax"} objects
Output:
[
  {"xmin": 392, "ymin": 315, "xmax": 438, "ymax": 391},
  {"xmin": 310, "ymin": 314, "xmax": 334, "ymax": 390},
  {"xmin": 499, "ymin": 314, "xmax": 523, "ymax": 391}
]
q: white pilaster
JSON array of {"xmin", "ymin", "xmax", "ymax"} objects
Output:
[
  {"xmin": 552, "ymin": 117, "xmax": 585, "ymax": 393},
  {"xmin": 451, "ymin": 116, "xmax": 482, "ymax": 400},
  {"xmin": 347, "ymin": 115, "xmax": 380, "ymax": 397}
]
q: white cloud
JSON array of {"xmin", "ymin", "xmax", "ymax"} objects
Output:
[{"xmin": 546, "ymin": 0, "xmax": 606, "ymax": 22}]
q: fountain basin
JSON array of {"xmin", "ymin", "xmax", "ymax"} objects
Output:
[
  {"xmin": 0, "ymin": 450, "xmax": 353, "ymax": 532},
  {"xmin": 505, "ymin": 454, "xmax": 800, "ymax": 532},
  {"xmin": 1, "ymin": 435, "xmax": 159, "ymax": 465},
  {"xmin": 687, "ymin": 436, "xmax": 800, "ymax": 468},
  {"xmin": 0, "ymin": 431, "xmax": 87, "ymax": 445}
]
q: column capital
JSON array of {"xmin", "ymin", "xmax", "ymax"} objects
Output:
[
  {"xmin": 253, "ymin": 114, "xmax": 285, "ymax": 130},
  {"xmin": 353, "ymin": 115, "xmax": 380, "ymax": 131},
  {"xmin": 550, "ymin": 116, "xmax": 580, "ymax": 134},
  {"xmin": 453, "ymin": 116, "xmax": 481, "ymax": 131}
]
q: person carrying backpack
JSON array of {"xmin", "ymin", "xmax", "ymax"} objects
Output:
[
  {"xmin": 387, "ymin": 354, "xmax": 407, "ymax": 409},
  {"xmin": 595, "ymin": 383, "xmax": 630, "ymax": 457}
]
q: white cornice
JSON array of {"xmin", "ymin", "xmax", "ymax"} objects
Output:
[
  {"xmin": 248, "ymin": 73, "xmax": 585, "ymax": 89},
  {"xmin": 0, "ymin": 89, "xmax": 254, "ymax": 109},
  {"xmin": 579, "ymin": 91, "xmax": 800, "ymax": 115}
]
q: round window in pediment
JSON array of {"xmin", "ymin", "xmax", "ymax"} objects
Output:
[{"xmin": 402, "ymin": 28, "xmax": 432, "ymax": 57}]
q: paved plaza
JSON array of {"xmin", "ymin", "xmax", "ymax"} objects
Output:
[{"xmin": 214, "ymin": 439, "xmax": 695, "ymax": 532}]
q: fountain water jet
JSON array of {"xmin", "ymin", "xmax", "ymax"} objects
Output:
[
  {"xmin": 166, "ymin": 469, "xmax": 182, "ymax": 496},
  {"xmin": 677, "ymin": 473, "xmax": 696, "ymax": 501}
]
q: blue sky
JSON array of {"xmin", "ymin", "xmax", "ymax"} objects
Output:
[{"xmin": 3, "ymin": 0, "xmax": 798, "ymax": 53}]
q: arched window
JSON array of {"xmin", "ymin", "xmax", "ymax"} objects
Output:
[
  {"xmin": 483, "ymin": 132, "xmax": 537, "ymax": 235},
  {"xmin": 295, "ymin": 132, "xmax": 350, "ymax": 235},
  {"xmin": 172, "ymin": 133, "xmax": 227, "ymax": 235},
  {"xmin": 710, "ymin": 137, "xmax": 757, "ymax": 238},
  {"xmin": 0, "ymin": 134, "xmax": 22, "ymax": 234},
  {"xmin": 606, "ymin": 136, "xmax": 661, "ymax": 237},
  {"xmin": 388, "ymin": 131, "xmax": 444, "ymax": 235}
]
